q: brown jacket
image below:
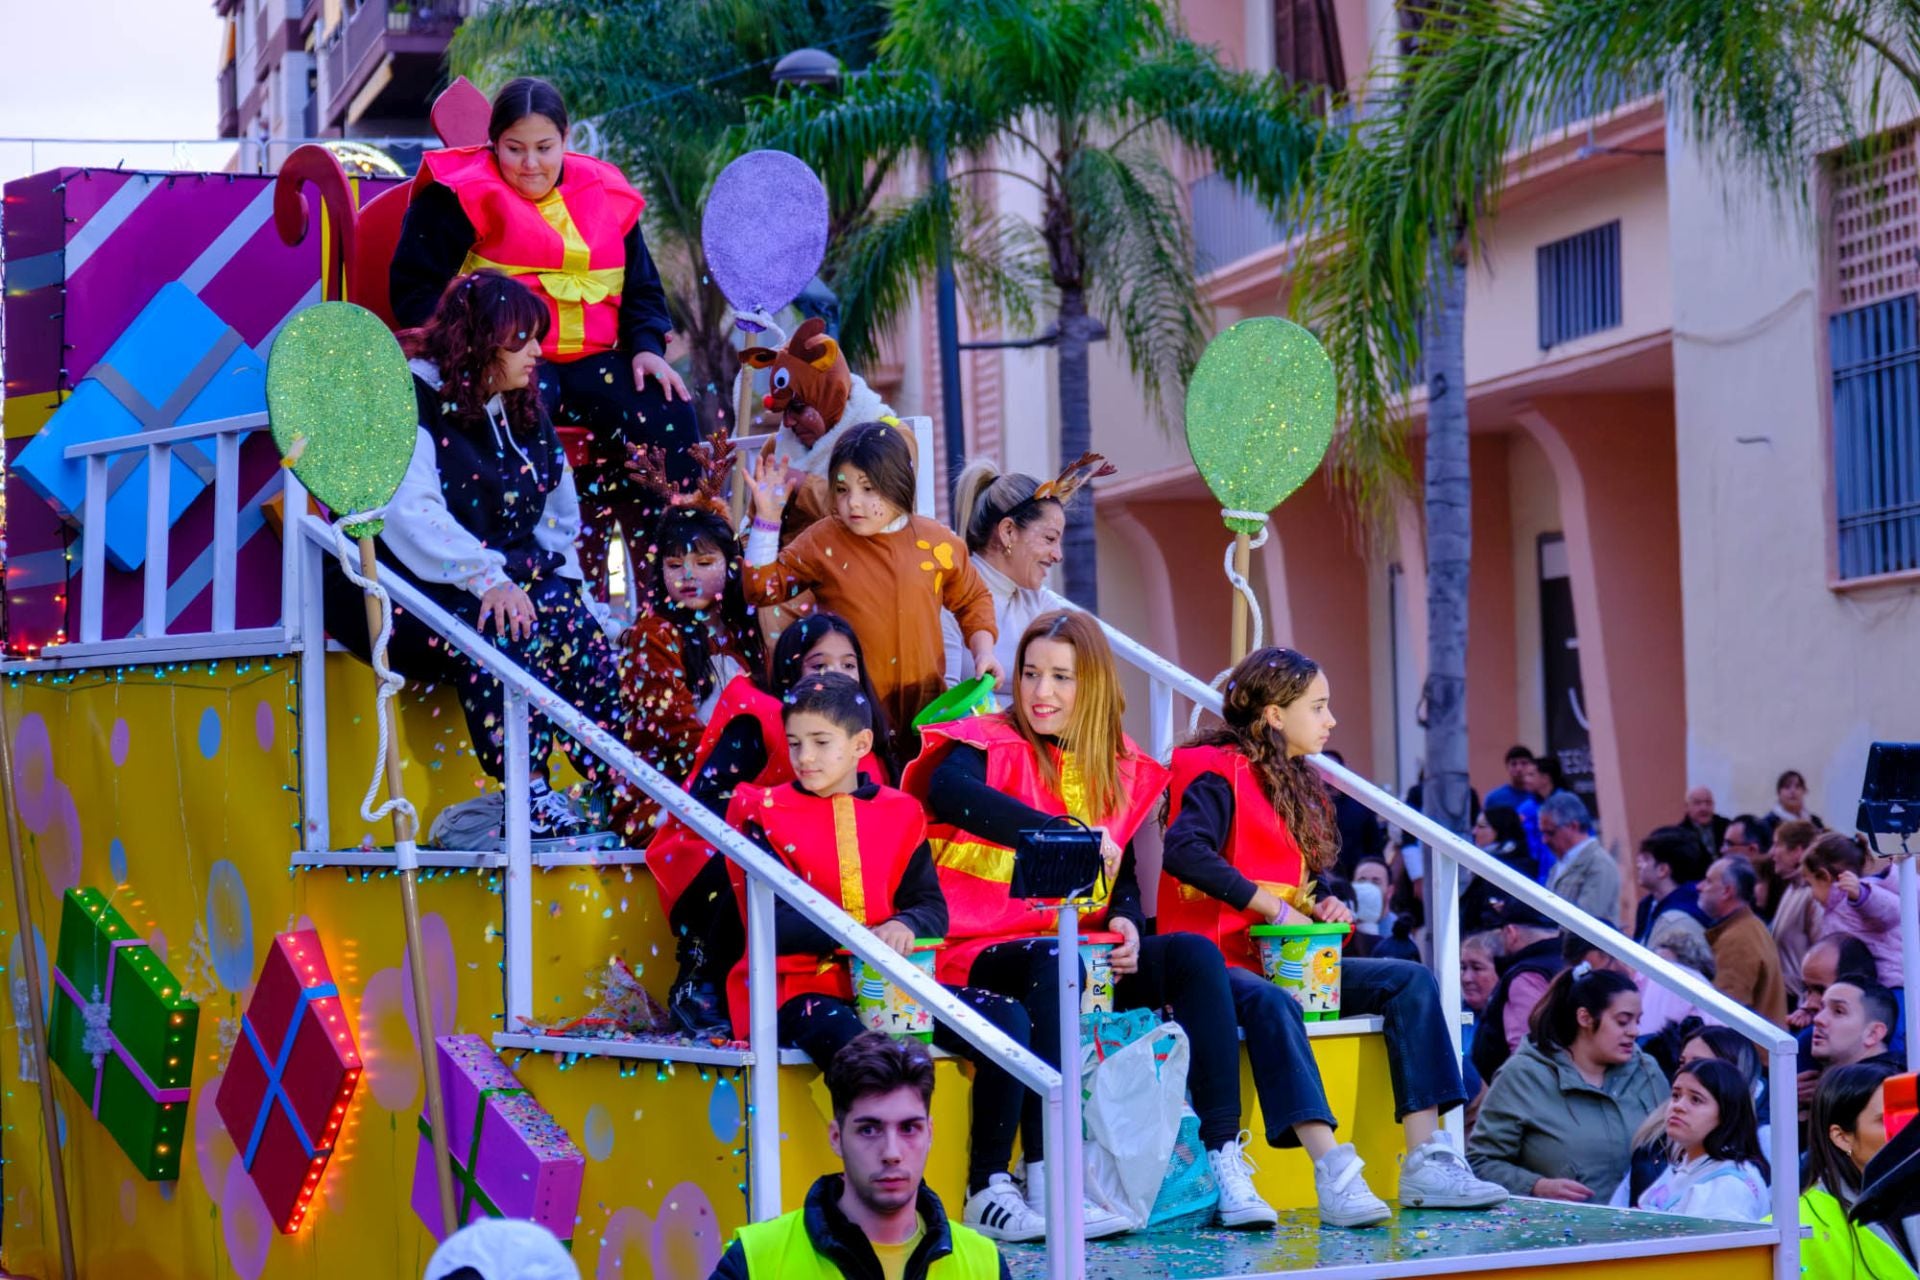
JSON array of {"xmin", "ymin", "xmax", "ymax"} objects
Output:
[{"xmin": 1707, "ymin": 905, "xmax": 1789, "ymax": 1027}]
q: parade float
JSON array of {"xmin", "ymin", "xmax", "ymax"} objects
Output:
[{"xmin": 0, "ymin": 86, "xmax": 1800, "ymax": 1280}]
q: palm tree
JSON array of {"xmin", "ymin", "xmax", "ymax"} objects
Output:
[
  {"xmin": 448, "ymin": 0, "xmax": 887, "ymax": 433},
  {"xmin": 739, "ymin": 0, "xmax": 1323, "ymax": 607},
  {"xmin": 1292, "ymin": 0, "xmax": 1916, "ymax": 846}
]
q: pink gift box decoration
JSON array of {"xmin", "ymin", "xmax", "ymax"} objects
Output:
[
  {"xmin": 410, "ymin": 1034, "xmax": 584, "ymax": 1245},
  {"xmin": 0, "ymin": 167, "xmax": 400, "ymax": 654}
]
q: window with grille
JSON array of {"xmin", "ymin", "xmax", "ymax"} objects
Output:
[
  {"xmin": 1536, "ymin": 221, "xmax": 1622, "ymax": 349},
  {"xmin": 1829, "ymin": 128, "xmax": 1919, "ymax": 310},
  {"xmin": 1830, "ymin": 294, "xmax": 1920, "ymax": 580}
]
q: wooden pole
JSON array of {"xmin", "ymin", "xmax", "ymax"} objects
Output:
[
  {"xmin": 0, "ymin": 697, "xmax": 79, "ymax": 1280},
  {"xmin": 1228, "ymin": 531, "xmax": 1252, "ymax": 665},
  {"xmin": 729, "ymin": 332, "xmax": 760, "ymax": 527},
  {"xmin": 356, "ymin": 537, "xmax": 458, "ymax": 1236}
]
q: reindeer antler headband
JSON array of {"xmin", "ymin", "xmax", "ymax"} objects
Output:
[
  {"xmin": 1027, "ymin": 452, "xmax": 1116, "ymax": 507},
  {"xmin": 626, "ymin": 431, "xmax": 739, "ymax": 520}
]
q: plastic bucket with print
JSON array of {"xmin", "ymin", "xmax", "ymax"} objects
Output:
[
  {"xmin": 1248, "ymin": 922, "xmax": 1349, "ymax": 1021},
  {"xmin": 912, "ymin": 675, "xmax": 997, "ymax": 730},
  {"xmin": 1079, "ymin": 931, "xmax": 1121, "ymax": 1014},
  {"xmin": 840, "ymin": 940, "xmax": 943, "ymax": 1041}
]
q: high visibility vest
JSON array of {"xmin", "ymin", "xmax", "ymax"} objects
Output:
[
  {"xmin": 1156, "ymin": 744, "xmax": 1312, "ymax": 974},
  {"xmin": 734, "ymin": 1206, "xmax": 1001, "ymax": 1280},
  {"xmin": 898, "ymin": 713, "xmax": 1167, "ymax": 984},
  {"xmin": 417, "ymin": 145, "xmax": 644, "ymax": 360},
  {"xmin": 646, "ymin": 675, "xmax": 887, "ymax": 913},
  {"xmin": 722, "ymin": 782, "xmax": 927, "ymax": 1037}
]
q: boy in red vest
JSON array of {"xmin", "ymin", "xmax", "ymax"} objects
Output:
[{"xmin": 722, "ymin": 674, "xmax": 1050, "ymax": 1243}]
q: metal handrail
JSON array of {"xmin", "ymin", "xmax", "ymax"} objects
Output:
[
  {"xmin": 295, "ymin": 515, "xmax": 1080, "ymax": 1276},
  {"xmin": 1104, "ymin": 631, "xmax": 1798, "ymax": 1280}
]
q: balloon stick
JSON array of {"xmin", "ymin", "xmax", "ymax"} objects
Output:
[{"xmin": 1229, "ymin": 532, "xmax": 1252, "ymax": 664}]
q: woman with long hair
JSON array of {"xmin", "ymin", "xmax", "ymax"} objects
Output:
[
  {"xmin": 642, "ymin": 611, "xmax": 893, "ymax": 1038},
  {"xmin": 1467, "ymin": 966, "xmax": 1667, "ymax": 1202},
  {"xmin": 1634, "ymin": 1058, "xmax": 1770, "ymax": 1220},
  {"xmin": 391, "ymin": 77, "xmax": 698, "ymax": 588},
  {"xmin": 1157, "ymin": 646, "xmax": 1508, "ymax": 1225},
  {"xmin": 1799, "ymin": 1060, "xmax": 1914, "ymax": 1277},
  {"xmin": 329, "ymin": 269, "xmax": 621, "ymax": 849}
]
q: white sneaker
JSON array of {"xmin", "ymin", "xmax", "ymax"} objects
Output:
[
  {"xmin": 964, "ymin": 1173, "xmax": 1047, "ymax": 1243},
  {"xmin": 1315, "ymin": 1142, "xmax": 1391, "ymax": 1228},
  {"xmin": 1398, "ymin": 1134, "xmax": 1509, "ymax": 1209},
  {"xmin": 1207, "ymin": 1132, "xmax": 1279, "ymax": 1229},
  {"xmin": 1020, "ymin": 1160, "xmax": 1134, "ymax": 1240}
]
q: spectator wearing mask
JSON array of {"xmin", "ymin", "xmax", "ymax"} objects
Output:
[
  {"xmin": 1797, "ymin": 1061, "xmax": 1913, "ymax": 1277},
  {"xmin": 1812, "ymin": 982, "xmax": 1903, "ymax": 1074},
  {"xmin": 1467, "ymin": 967, "xmax": 1666, "ymax": 1202},
  {"xmin": 1633, "ymin": 826, "xmax": 1713, "ymax": 946},
  {"xmin": 1540, "ymin": 794, "xmax": 1620, "ymax": 925},
  {"xmin": 1767, "ymin": 819, "xmax": 1823, "ymax": 1002},
  {"xmin": 1469, "ymin": 899, "xmax": 1565, "ymax": 1084},
  {"xmin": 1698, "ymin": 856, "xmax": 1789, "ymax": 1027},
  {"xmin": 1679, "ymin": 787, "xmax": 1730, "ymax": 867},
  {"xmin": 1804, "ymin": 832, "xmax": 1905, "ymax": 987},
  {"xmin": 1463, "ymin": 805, "xmax": 1537, "ymax": 933},
  {"xmin": 1637, "ymin": 913, "xmax": 1722, "ymax": 1039}
]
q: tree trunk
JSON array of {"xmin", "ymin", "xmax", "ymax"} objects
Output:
[
  {"xmin": 1420, "ymin": 233, "xmax": 1473, "ymax": 848},
  {"xmin": 1057, "ymin": 287, "xmax": 1099, "ymax": 608}
]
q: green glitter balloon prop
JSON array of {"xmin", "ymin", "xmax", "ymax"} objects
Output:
[
  {"xmin": 1184, "ymin": 317, "xmax": 1336, "ymax": 535},
  {"xmin": 266, "ymin": 302, "xmax": 417, "ymax": 538}
]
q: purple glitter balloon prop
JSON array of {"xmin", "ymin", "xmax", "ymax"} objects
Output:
[{"xmin": 702, "ymin": 150, "xmax": 828, "ymax": 317}]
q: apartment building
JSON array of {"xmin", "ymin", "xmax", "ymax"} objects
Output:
[{"xmin": 900, "ymin": 0, "xmax": 1920, "ymax": 855}]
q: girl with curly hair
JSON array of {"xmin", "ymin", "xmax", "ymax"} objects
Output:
[{"xmin": 1159, "ymin": 647, "xmax": 1508, "ymax": 1225}]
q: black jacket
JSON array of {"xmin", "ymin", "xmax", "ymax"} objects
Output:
[
  {"xmin": 1470, "ymin": 934, "xmax": 1563, "ymax": 1084},
  {"xmin": 390, "ymin": 177, "xmax": 673, "ymax": 356},
  {"xmin": 708, "ymin": 1174, "xmax": 1011, "ymax": 1280}
]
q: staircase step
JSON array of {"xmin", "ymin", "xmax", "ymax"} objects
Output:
[
  {"xmin": 494, "ymin": 1030, "xmax": 752, "ymax": 1067},
  {"xmin": 289, "ymin": 845, "xmax": 648, "ymax": 870},
  {"xmin": 1003, "ymin": 1201, "xmax": 1777, "ymax": 1279}
]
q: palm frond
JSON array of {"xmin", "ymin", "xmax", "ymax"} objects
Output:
[{"xmin": 1068, "ymin": 141, "xmax": 1207, "ymax": 419}]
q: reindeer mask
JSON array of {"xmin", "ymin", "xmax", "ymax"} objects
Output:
[{"xmin": 740, "ymin": 317, "xmax": 852, "ymax": 448}]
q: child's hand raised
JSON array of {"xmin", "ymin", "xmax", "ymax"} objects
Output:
[
  {"xmin": 1836, "ymin": 869, "xmax": 1864, "ymax": 903},
  {"xmin": 872, "ymin": 919, "xmax": 916, "ymax": 956},
  {"xmin": 747, "ymin": 452, "xmax": 793, "ymax": 522}
]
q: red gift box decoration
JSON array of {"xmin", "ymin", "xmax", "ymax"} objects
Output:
[{"xmin": 214, "ymin": 929, "xmax": 361, "ymax": 1233}]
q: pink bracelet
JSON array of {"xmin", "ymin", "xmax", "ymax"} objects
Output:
[{"xmin": 750, "ymin": 516, "xmax": 780, "ymax": 533}]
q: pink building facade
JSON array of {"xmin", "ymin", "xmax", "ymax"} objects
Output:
[{"xmin": 880, "ymin": 0, "xmax": 1920, "ymax": 883}]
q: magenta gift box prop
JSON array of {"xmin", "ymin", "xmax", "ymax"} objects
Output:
[
  {"xmin": 410, "ymin": 1034, "xmax": 585, "ymax": 1244},
  {"xmin": 0, "ymin": 167, "xmax": 400, "ymax": 654}
]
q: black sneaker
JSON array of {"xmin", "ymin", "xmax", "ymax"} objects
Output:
[
  {"xmin": 528, "ymin": 778, "xmax": 619, "ymax": 850},
  {"xmin": 669, "ymin": 977, "xmax": 733, "ymax": 1040}
]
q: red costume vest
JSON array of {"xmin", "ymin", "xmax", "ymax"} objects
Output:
[
  {"xmin": 723, "ymin": 782, "xmax": 927, "ymax": 1038},
  {"xmin": 646, "ymin": 676, "xmax": 887, "ymax": 914},
  {"xmin": 1157, "ymin": 744, "xmax": 1308, "ymax": 974},
  {"xmin": 899, "ymin": 714, "xmax": 1168, "ymax": 984},
  {"xmin": 417, "ymin": 145, "xmax": 644, "ymax": 361}
]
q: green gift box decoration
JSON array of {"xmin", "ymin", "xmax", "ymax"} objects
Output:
[{"xmin": 46, "ymin": 887, "xmax": 199, "ymax": 1180}]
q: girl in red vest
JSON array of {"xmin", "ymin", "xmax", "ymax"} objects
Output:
[
  {"xmin": 647, "ymin": 612, "xmax": 895, "ymax": 1038},
  {"xmin": 391, "ymin": 77, "xmax": 698, "ymax": 587},
  {"xmin": 720, "ymin": 674, "xmax": 1051, "ymax": 1243},
  {"xmin": 1160, "ymin": 646, "xmax": 1508, "ymax": 1225},
  {"xmin": 905, "ymin": 610, "xmax": 1278, "ymax": 1236}
]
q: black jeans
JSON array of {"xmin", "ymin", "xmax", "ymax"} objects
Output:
[
  {"xmin": 971, "ymin": 932, "xmax": 1248, "ymax": 1157},
  {"xmin": 324, "ymin": 560, "xmax": 619, "ymax": 786},
  {"xmin": 778, "ymin": 989, "xmax": 1031, "ymax": 1194},
  {"xmin": 1229, "ymin": 955, "xmax": 1468, "ymax": 1148},
  {"xmin": 538, "ymin": 351, "xmax": 700, "ymax": 589}
]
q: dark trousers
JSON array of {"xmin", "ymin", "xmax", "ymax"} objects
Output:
[
  {"xmin": 971, "ymin": 932, "xmax": 1248, "ymax": 1157},
  {"xmin": 674, "ymin": 855, "xmax": 740, "ymax": 977},
  {"xmin": 778, "ymin": 989, "xmax": 1031, "ymax": 1194},
  {"xmin": 324, "ymin": 560, "xmax": 619, "ymax": 786},
  {"xmin": 1228, "ymin": 955, "xmax": 1468, "ymax": 1148},
  {"xmin": 538, "ymin": 351, "xmax": 700, "ymax": 590}
]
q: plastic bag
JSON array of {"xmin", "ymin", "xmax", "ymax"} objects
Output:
[
  {"xmin": 1147, "ymin": 1109, "xmax": 1219, "ymax": 1231},
  {"xmin": 1079, "ymin": 1008, "xmax": 1192, "ymax": 1231}
]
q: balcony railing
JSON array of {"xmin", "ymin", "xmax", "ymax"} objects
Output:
[
  {"xmin": 322, "ymin": 0, "xmax": 467, "ymax": 127},
  {"xmin": 217, "ymin": 62, "xmax": 240, "ymax": 137},
  {"xmin": 1190, "ymin": 172, "xmax": 1290, "ymax": 275}
]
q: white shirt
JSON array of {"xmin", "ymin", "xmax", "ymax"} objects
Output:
[
  {"xmin": 940, "ymin": 555, "xmax": 1073, "ymax": 695},
  {"xmin": 1635, "ymin": 1154, "xmax": 1769, "ymax": 1223}
]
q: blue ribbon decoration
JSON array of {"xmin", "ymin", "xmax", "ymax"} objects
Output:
[{"xmin": 239, "ymin": 982, "xmax": 340, "ymax": 1169}]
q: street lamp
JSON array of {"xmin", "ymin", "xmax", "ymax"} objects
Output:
[{"xmin": 771, "ymin": 48, "xmax": 966, "ymax": 511}]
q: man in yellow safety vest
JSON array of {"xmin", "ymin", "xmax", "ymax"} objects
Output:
[{"xmin": 709, "ymin": 1031, "xmax": 1007, "ymax": 1280}]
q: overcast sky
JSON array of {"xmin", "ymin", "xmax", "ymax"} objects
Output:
[{"xmin": 0, "ymin": 0, "xmax": 228, "ymax": 185}]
